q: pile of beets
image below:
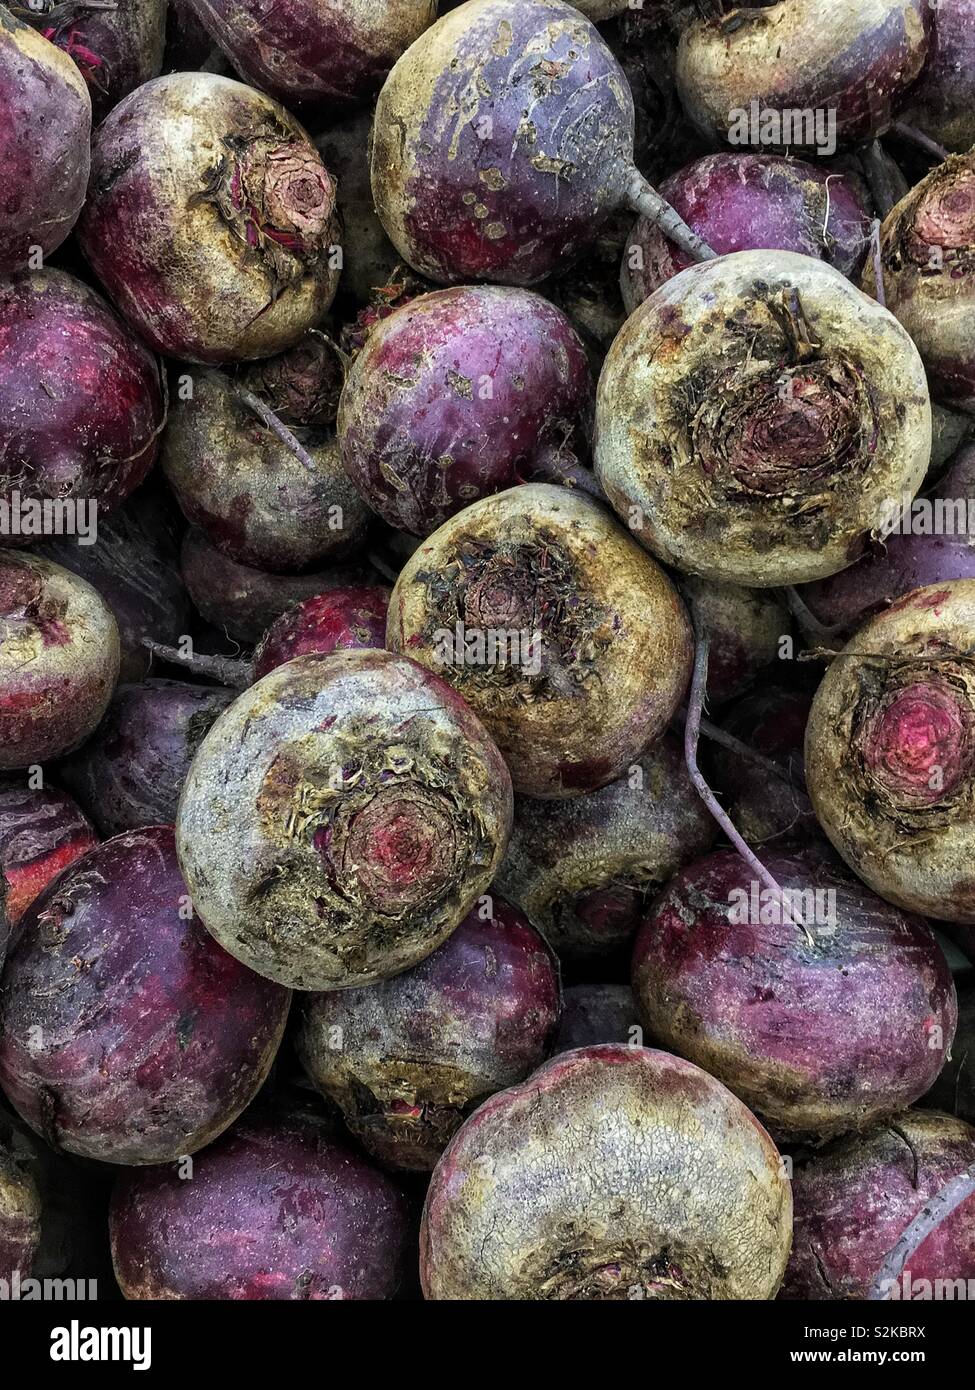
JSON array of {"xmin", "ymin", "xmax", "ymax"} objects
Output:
[{"xmin": 3, "ymin": 0, "xmax": 975, "ymax": 1303}]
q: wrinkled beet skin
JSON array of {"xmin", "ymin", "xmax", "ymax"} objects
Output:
[
  {"xmin": 555, "ymin": 983, "xmax": 641, "ymax": 1052},
  {"xmin": 901, "ymin": 0, "xmax": 975, "ymax": 153},
  {"xmin": 0, "ymin": 271, "xmax": 163, "ymax": 522},
  {"xmin": 632, "ymin": 847, "xmax": 957, "ymax": 1139},
  {"xmin": 59, "ymin": 680, "xmax": 235, "ymax": 838},
  {"xmin": 0, "ymin": 779, "xmax": 97, "ymax": 928},
  {"xmin": 252, "ymin": 586, "xmax": 390, "ymax": 678},
  {"xmin": 623, "ymin": 154, "xmax": 871, "ymax": 310},
  {"xmin": 339, "ymin": 286, "xmax": 594, "ymax": 535},
  {"xmin": 0, "ymin": 827, "xmax": 290, "ymax": 1165},
  {"xmin": 0, "ymin": 13, "xmax": 90, "ymax": 273},
  {"xmin": 298, "ymin": 897, "xmax": 561, "ymax": 1170},
  {"xmin": 110, "ymin": 1112, "xmax": 413, "ymax": 1299},
  {"xmin": 783, "ymin": 1111, "xmax": 975, "ymax": 1299}
]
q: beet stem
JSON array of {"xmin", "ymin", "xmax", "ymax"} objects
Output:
[
  {"xmin": 623, "ymin": 168, "xmax": 717, "ymax": 264},
  {"xmin": 784, "ymin": 585, "xmax": 850, "ymax": 641},
  {"xmin": 142, "ymin": 639, "xmax": 250, "ymax": 689},
  {"xmin": 528, "ymin": 448, "xmax": 608, "ymax": 503},
  {"xmin": 868, "ymin": 1161, "xmax": 975, "ymax": 1299},
  {"xmin": 891, "ymin": 122, "xmax": 950, "ymax": 164},
  {"xmin": 678, "ymin": 708, "xmax": 810, "ymax": 794},
  {"xmin": 870, "ymin": 219, "xmax": 886, "ymax": 309},
  {"xmin": 234, "ymin": 387, "xmax": 319, "ymax": 476}
]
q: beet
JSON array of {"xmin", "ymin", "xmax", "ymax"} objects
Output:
[
  {"xmin": 237, "ymin": 333, "xmax": 345, "ymax": 429},
  {"xmin": 0, "ymin": 552, "xmax": 119, "ymax": 770},
  {"xmin": 252, "ymin": 586, "xmax": 390, "ymax": 679},
  {"xmin": 0, "ymin": 10, "xmax": 91, "ymax": 274},
  {"xmin": 0, "ymin": 270, "xmax": 164, "ymax": 525},
  {"xmin": 555, "ymin": 983, "xmax": 641, "ymax": 1052},
  {"xmin": 931, "ymin": 405, "xmax": 972, "ymax": 476},
  {"xmin": 676, "ymin": 1, "xmax": 930, "ymax": 154},
  {"xmin": 338, "ymin": 286, "xmax": 594, "ymax": 535},
  {"xmin": 925, "ymin": 982, "xmax": 975, "ymax": 1125},
  {"xmin": 633, "ymin": 845, "xmax": 956, "ymax": 1140},
  {"xmin": 161, "ymin": 367, "xmax": 370, "ymax": 573},
  {"xmin": 387, "ymin": 484, "xmax": 692, "ymax": 797},
  {"xmin": 110, "ymin": 1110, "xmax": 413, "ymax": 1299},
  {"xmin": 622, "ymin": 154, "xmax": 872, "ymax": 312},
  {"xmin": 0, "ymin": 827, "xmax": 290, "ymax": 1164},
  {"xmin": 421, "ymin": 1045, "xmax": 793, "ymax": 1299},
  {"xmin": 495, "ymin": 734, "xmax": 715, "ymax": 961},
  {"xmin": 596, "ymin": 250, "xmax": 932, "ymax": 587},
  {"xmin": 19, "ymin": 0, "xmax": 166, "ymax": 121},
  {"xmin": 0, "ymin": 1134, "xmax": 40, "ymax": 1280},
  {"xmin": 176, "ymin": 648, "xmax": 513, "ymax": 990},
  {"xmin": 900, "ymin": 0, "xmax": 975, "ymax": 155},
  {"xmin": 678, "ymin": 575, "xmax": 789, "ymax": 705},
  {"xmin": 865, "ymin": 153, "xmax": 975, "ymax": 414},
  {"xmin": 298, "ymin": 896, "xmax": 561, "ymax": 1170},
  {"xmin": 783, "ymin": 1110, "xmax": 975, "ymax": 1299},
  {"xmin": 59, "ymin": 679, "xmax": 235, "ymax": 837},
  {"xmin": 0, "ymin": 779, "xmax": 97, "ymax": 928},
  {"xmin": 78, "ymin": 72, "xmax": 342, "ymax": 364},
  {"xmin": 315, "ymin": 111, "xmax": 402, "ymax": 306},
  {"xmin": 707, "ymin": 686, "xmax": 815, "ymax": 846},
  {"xmin": 806, "ymin": 580, "xmax": 975, "ymax": 922}
]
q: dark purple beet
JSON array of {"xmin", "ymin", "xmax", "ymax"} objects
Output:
[
  {"xmin": 707, "ymin": 685, "xmax": 816, "ymax": 846},
  {"xmin": 110, "ymin": 1110, "xmax": 413, "ymax": 1299},
  {"xmin": 298, "ymin": 896, "xmax": 561, "ymax": 1170},
  {"xmin": 0, "ymin": 778, "xmax": 97, "ymax": 929},
  {"xmin": 555, "ymin": 983, "xmax": 642, "ymax": 1052},
  {"xmin": 252, "ymin": 586, "xmax": 390, "ymax": 679},
  {"xmin": 163, "ymin": 0, "xmax": 213, "ymax": 69},
  {"xmin": 58, "ymin": 680, "xmax": 235, "ymax": 838},
  {"xmin": 924, "ymin": 981, "xmax": 975, "ymax": 1126},
  {"xmin": 0, "ymin": 827, "xmax": 291, "ymax": 1165},
  {"xmin": 900, "ymin": 0, "xmax": 975, "ymax": 154},
  {"xmin": 338, "ymin": 286, "xmax": 593, "ymax": 535}
]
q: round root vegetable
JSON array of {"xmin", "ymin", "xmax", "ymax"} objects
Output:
[
  {"xmin": 110, "ymin": 1111, "xmax": 413, "ymax": 1300},
  {"xmin": 676, "ymin": 1, "xmax": 930, "ymax": 154},
  {"xmin": 0, "ymin": 10, "xmax": 91, "ymax": 273},
  {"xmin": 338, "ymin": 286, "xmax": 593, "ymax": 535},
  {"xmin": 59, "ymin": 679, "xmax": 235, "ymax": 837},
  {"xmin": 707, "ymin": 686, "xmax": 815, "ymax": 846},
  {"xmin": 298, "ymin": 897, "xmax": 561, "ymax": 1171},
  {"xmin": 925, "ymin": 983, "xmax": 975, "ymax": 1125},
  {"xmin": 596, "ymin": 250, "xmax": 932, "ymax": 587},
  {"xmin": 0, "ymin": 551, "xmax": 119, "ymax": 770},
  {"xmin": 238, "ymin": 333, "xmax": 345, "ymax": 428},
  {"xmin": 899, "ymin": 0, "xmax": 975, "ymax": 155},
  {"xmin": 421, "ymin": 1044, "xmax": 793, "ymax": 1300},
  {"xmin": 864, "ymin": 154, "xmax": 975, "ymax": 414},
  {"xmin": 495, "ymin": 735, "xmax": 715, "ymax": 961},
  {"xmin": 622, "ymin": 154, "xmax": 872, "ymax": 313},
  {"xmin": 783, "ymin": 1111, "xmax": 975, "ymax": 1299},
  {"xmin": 805, "ymin": 580, "xmax": 975, "ymax": 922},
  {"xmin": 633, "ymin": 846, "xmax": 957, "ymax": 1140},
  {"xmin": 371, "ymin": 0, "xmax": 715, "ymax": 288},
  {"xmin": 78, "ymin": 72, "xmax": 341, "ymax": 364},
  {"xmin": 253, "ymin": 586, "xmax": 390, "ymax": 678},
  {"xmin": 162, "ymin": 368, "xmax": 369, "ymax": 573},
  {"xmin": 0, "ymin": 779, "xmax": 97, "ymax": 928},
  {"xmin": 315, "ymin": 111, "xmax": 403, "ymax": 306},
  {"xmin": 0, "ymin": 270, "xmax": 164, "ymax": 522},
  {"xmin": 387, "ymin": 484, "xmax": 693, "ymax": 797},
  {"xmin": 0, "ymin": 1136, "xmax": 40, "ymax": 1280},
  {"xmin": 555, "ymin": 983, "xmax": 641, "ymax": 1052},
  {"xmin": 678, "ymin": 575, "xmax": 788, "ymax": 706},
  {"xmin": 176, "ymin": 648, "xmax": 513, "ymax": 991},
  {"xmin": 930, "ymin": 405, "xmax": 972, "ymax": 477},
  {"xmin": 0, "ymin": 826, "xmax": 291, "ymax": 1164}
]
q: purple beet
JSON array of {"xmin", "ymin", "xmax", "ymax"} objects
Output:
[
  {"xmin": 0, "ymin": 1133, "xmax": 39, "ymax": 1281},
  {"xmin": 298, "ymin": 896, "xmax": 560, "ymax": 1170},
  {"xmin": 707, "ymin": 685, "xmax": 815, "ymax": 846},
  {"xmin": 0, "ymin": 778, "xmax": 97, "ymax": 930},
  {"xmin": 900, "ymin": 0, "xmax": 975, "ymax": 154},
  {"xmin": 622, "ymin": 153, "xmax": 872, "ymax": 312},
  {"xmin": 0, "ymin": 271, "xmax": 164, "ymax": 525},
  {"xmin": 237, "ymin": 333, "xmax": 345, "ymax": 429},
  {"xmin": 632, "ymin": 845, "xmax": 957, "ymax": 1140},
  {"xmin": 110, "ymin": 1110, "xmax": 413, "ymax": 1299},
  {"xmin": 252, "ymin": 586, "xmax": 390, "ymax": 678},
  {"xmin": 339, "ymin": 286, "xmax": 593, "ymax": 535},
  {"xmin": 58, "ymin": 680, "xmax": 235, "ymax": 838},
  {"xmin": 555, "ymin": 983, "xmax": 641, "ymax": 1052},
  {"xmin": 0, "ymin": 11, "xmax": 91, "ymax": 273},
  {"xmin": 0, "ymin": 827, "xmax": 291, "ymax": 1164}
]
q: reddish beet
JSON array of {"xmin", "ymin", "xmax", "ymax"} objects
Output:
[
  {"xmin": 0, "ymin": 827, "xmax": 291, "ymax": 1164},
  {"xmin": 678, "ymin": 575, "xmax": 789, "ymax": 705},
  {"xmin": 0, "ymin": 270, "xmax": 164, "ymax": 525},
  {"xmin": 783, "ymin": 1111, "xmax": 975, "ymax": 1299},
  {"xmin": 622, "ymin": 154, "xmax": 872, "ymax": 312},
  {"xmin": 0, "ymin": 11, "xmax": 91, "ymax": 274},
  {"xmin": 338, "ymin": 286, "xmax": 594, "ymax": 535},
  {"xmin": 253, "ymin": 586, "xmax": 390, "ymax": 678},
  {"xmin": 0, "ymin": 1134, "xmax": 40, "ymax": 1280},
  {"xmin": 176, "ymin": 649, "xmax": 513, "ymax": 990},
  {"xmin": 633, "ymin": 846, "xmax": 956, "ymax": 1140},
  {"xmin": 110, "ymin": 1110, "xmax": 413, "ymax": 1299},
  {"xmin": 421, "ymin": 1045, "xmax": 793, "ymax": 1299},
  {"xmin": 387, "ymin": 485, "xmax": 693, "ymax": 797},
  {"xmin": 59, "ymin": 679, "xmax": 235, "ymax": 837},
  {"xmin": 495, "ymin": 734, "xmax": 716, "ymax": 961},
  {"xmin": 298, "ymin": 896, "xmax": 561, "ymax": 1170},
  {"xmin": 0, "ymin": 552, "xmax": 119, "ymax": 770},
  {"xmin": 707, "ymin": 686, "xmax": 815, "ymax": 846},
  {"xmin": 555, "ymin": 983, "xmax": 641, "ymax": 1052},
  {"xmin": 79, "ymin": 73, "xmax": 342, "ymax": 364},
  {"xmin": 900, "ymin": 0, "xmax": 975, "ymax": 155},
  {"xmin": 0, "ymin": 779, "xmax": 97, "ymax": 929}
]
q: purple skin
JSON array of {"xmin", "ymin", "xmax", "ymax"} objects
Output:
[
  {"xmin": 252, "ymin": 586, "xmax": 390, "ymax": 679},
  {"xmin": 0, "ymin": 827, "xmax": 291, "ymax": 1165},
  {"xmin": 632, "ymin": 845, "xmax": 958, "ymax": 1140},
  {"xmin": 110, "ymin": 1111, "xmax": 413, "ymax": 1300},
  {"xmin": 924, "ymin": 982, "xmax": 975, "ymax": 1126},
  {"xmin": 339, "ymin": 286, "xmax": 594, "ymax": 535},
  {"xmin": 708, "ymin": 686, "xmax": 815, "ymax": 846},
  {"xmin": 0, "ymin": 779, "xmax": 97, "ymax": 937},
  {"xmin": 371, "ymin": 0, "xmax": 639, "ymax": 286},
  {"xmin": 297, "ymin": 897, "xmax": 561, "ymax": 1171},
  {"xmin": 0, "ymin": 271, "xmax": 164, "ymax": 524},
  {"xmin": 783, "ymin": 1111, "xmax": 975, "ymax": 1299},
  {"xmin": 622, "ymin": 154, "xmax": 872, "ymax": 312},
  {"xmin": 0, "ymin": 1137, "xmax": 40, "ymax": 1281},
  {"xmin": 58, "ymin": 680, "xmax": 235, "ymax": 838},
  {"xmin": 0, "ymin": 11, "xmax": 90, "ymax": 274},
  {"xmin": 900, "ymin": 0, "xmax": 975, "ymax": 154},
  {"xmin": 555, "ymin": 983, "xmax": 641, "ymax": 1052},
  {"xmin": 679, "ymin": 574, "xmax": 790, "ymax": 706}
]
